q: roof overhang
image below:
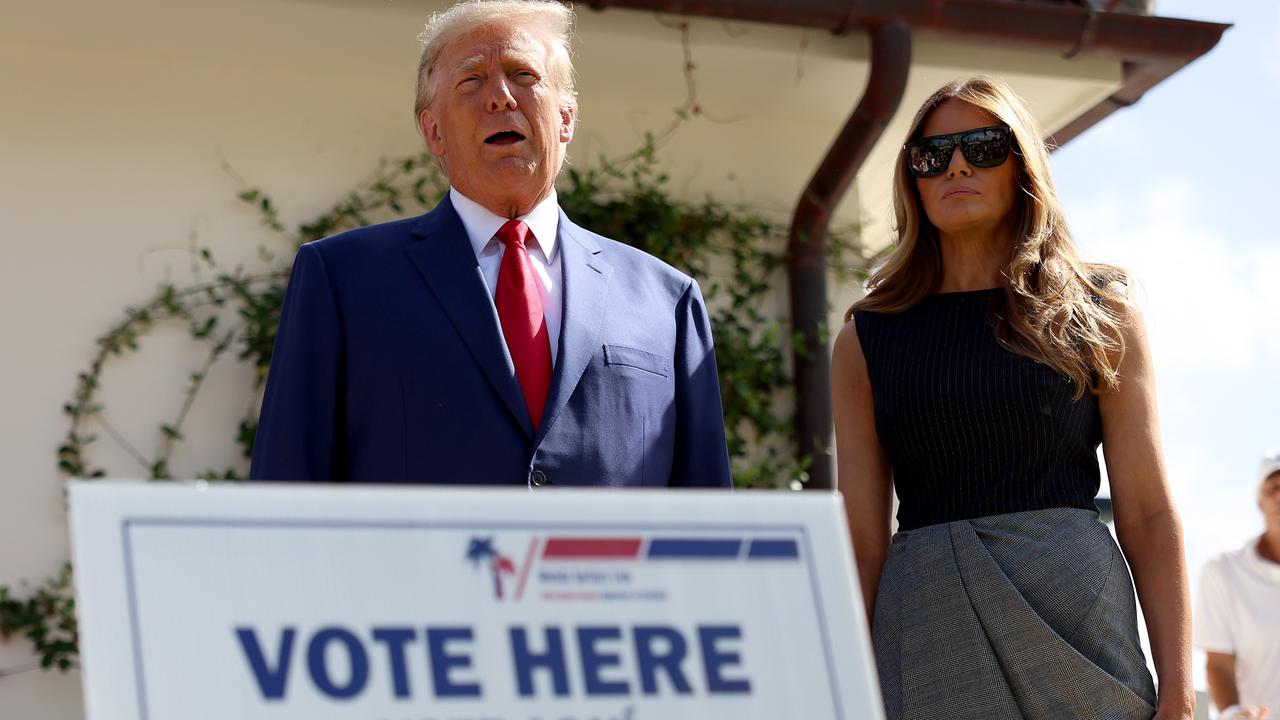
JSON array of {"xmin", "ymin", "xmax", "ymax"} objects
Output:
[{"xmin": 576, "ymin": 0, "xmax": 1229, "ymax": 146}]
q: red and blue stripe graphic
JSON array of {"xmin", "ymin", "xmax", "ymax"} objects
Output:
[{"xmin": 540, "ymin": 536, "xmax": 799, "ymax": 561}]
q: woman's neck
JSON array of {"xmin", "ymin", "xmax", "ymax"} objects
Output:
[{"xmin": 936, "ymin": 226, "xmax": 1014, "ymax": 293}]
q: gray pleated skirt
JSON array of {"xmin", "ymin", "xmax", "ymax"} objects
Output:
[{"xmin": 873, "ymin": 507, "xmax": 1158, "ymax": 720}]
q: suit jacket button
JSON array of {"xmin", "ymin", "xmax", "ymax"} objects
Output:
[{"xmin": 531, "ymin": 469, "xmax": 549, "ymax": 487}]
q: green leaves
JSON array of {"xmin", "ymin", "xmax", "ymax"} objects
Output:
[
  {"xmin": 0, "ymin": 564, "xmax": 78, "ymax": 672},
  {"xmin": 149, "ymin": 458, "xmax": 169, "ymax": 480},
  {"xmin": 238, "ymin": 188, "xmax": 284, "ymax": 233}
]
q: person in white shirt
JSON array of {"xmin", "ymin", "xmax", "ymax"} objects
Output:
[{"xmin": 1195, "ymin": 451, "xmax": 1280, "ymax": 719}]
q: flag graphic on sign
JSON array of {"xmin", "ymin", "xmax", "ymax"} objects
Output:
[{"xmin": 465, "ymin": 537, "xmax": 518, "ymax": 599}]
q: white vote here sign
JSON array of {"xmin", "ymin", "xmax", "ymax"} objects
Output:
[{"xmin": 69, "ymin": 481, "xmax": 883, "ymax": 720}]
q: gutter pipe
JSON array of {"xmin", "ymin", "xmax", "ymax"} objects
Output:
[{"xmin": 788, "ymin": 21, "xmax": 910, "ymax": 490}]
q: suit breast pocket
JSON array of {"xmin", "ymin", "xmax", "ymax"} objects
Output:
[
  {"xmin": 543, "ymin": 343, "xmax": 674, "ymax": 486},
  {"xmin": 603, "ymin": 344, "xmax": 670, "ymax": 378}
]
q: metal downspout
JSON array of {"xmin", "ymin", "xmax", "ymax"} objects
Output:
[{"xmin": 789, "ymin": 20, "xmax": 910, "ymax": 490}]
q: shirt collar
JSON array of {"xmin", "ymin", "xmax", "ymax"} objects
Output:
[
  {"xmin": 1246, "ymin": 535, "xmax": 1280, "ymax": 582},
  {"xmin": 449, "ymin": 187, "xmax": 559, "ymax": 261}
]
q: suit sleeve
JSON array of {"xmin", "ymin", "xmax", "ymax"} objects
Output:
[
  {"xmin": 669, "ymin": 278, "xmax": 733, "ymax": 488},
  {"xmin": 249, "ymin": 243, "xmax": 343, "ymax": 482}
]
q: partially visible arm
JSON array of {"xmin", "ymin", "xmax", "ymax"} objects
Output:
[
  {"xmin": 1195, "ymin": 560, "xmax": 1239, "ymax": 713},
  {"xmin": 1206, "ymin": 652, "xmax": 1242, "ymax": 712},
  {"xmin": 1205, "ymin": 656, "xmax": 1270, "ymax": 720},
  {"xmin": 250, "ymin": 243, "xmax": 344, "ymax": 482},
  {"xmin": 831, "ymin": 319, "xmax": 893, "ymax": 625},
  {"xmin": 668, "ymin": 278, "xmax": 733, "ymax": 488},
  {"xmin": 1099, "ymin": 303, "xmax": 1193, "ymax": 719}
]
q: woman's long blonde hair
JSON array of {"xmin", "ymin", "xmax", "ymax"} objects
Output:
[{"xmin": 849, "ymin": 76, "xmax": 1128, "ymax": 397}]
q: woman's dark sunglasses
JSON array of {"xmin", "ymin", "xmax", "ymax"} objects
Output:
[{"xmin": 905, "ymin": 125, "xmax": 1012, "ymax": 178}]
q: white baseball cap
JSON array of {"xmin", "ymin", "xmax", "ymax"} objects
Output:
[{"xmin": 1260, "ymin": 450, "xmax": 1280, "ymax": 484}]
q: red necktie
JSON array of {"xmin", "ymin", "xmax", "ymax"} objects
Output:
[{"xmin": 494, "ymin": 219, "xmax": 552, "ymax": 430}]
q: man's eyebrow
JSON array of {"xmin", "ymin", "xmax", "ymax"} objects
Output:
[
  {"xmin": 502, "ymin": 48, "xmax": 545, "ymax": 69},
  {"xmin": 451, "ymin": 53, "xmax": 488, "ymax": 75}
]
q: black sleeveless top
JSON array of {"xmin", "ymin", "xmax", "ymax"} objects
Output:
[{"xmin": 853, "ymin": 289, "xmax": 1102, "ymax": 531}]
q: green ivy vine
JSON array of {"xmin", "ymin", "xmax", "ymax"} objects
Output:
[
  {"xmin": 0, "ymin": 564, "xmax": 77, "ymax": 673},
  {"xmin": 2, "ymin": 139, "xmax": 865, "ymax": 673}
]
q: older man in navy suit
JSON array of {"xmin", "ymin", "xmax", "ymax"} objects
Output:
[{"xmin": 250, "ymin": 0, "xmax": 732, "ymax": 488}]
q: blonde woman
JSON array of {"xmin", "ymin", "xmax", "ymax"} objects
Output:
[{"xmin": 832, "ymin": 77, "xmax": 1193, "ymax": 719}]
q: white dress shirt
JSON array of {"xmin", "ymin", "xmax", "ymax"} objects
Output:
[{"xmin": 449, "ymin": 187, "xmax": 563, "ymax": 366}]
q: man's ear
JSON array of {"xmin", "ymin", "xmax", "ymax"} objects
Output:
[
  {"xmin": 559, "ymin": 104, "xmax": 576, "ymax": 144},
  {"xmin": 420, "ymin": 108, "xmax": 446, "ymax": 159}
]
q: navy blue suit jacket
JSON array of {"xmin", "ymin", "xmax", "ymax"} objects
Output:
[{"xmin": 250, "ymin": 195, "xmax": 732, "ymax": 488}]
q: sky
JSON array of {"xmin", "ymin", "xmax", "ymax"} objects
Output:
[{"xmin": 1051, "ymin": 0, "xmax": 1279, "ymax": 610}]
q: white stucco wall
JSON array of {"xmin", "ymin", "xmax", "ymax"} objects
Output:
[{"xmin": 0, "ymin": 0, "xmax": 1120, "ymax": 715}]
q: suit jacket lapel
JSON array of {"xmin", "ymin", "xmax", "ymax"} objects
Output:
[
  {"xmin": 536, "ymin": 212, "xmax": 613, "ymax": 446},
  {"xmin": 404, "ymin": 196, "xmax": 534, "ymax": 438}
]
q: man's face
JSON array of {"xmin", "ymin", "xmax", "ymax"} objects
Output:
[
  {"xmin": 1260, "ymin": 471, "xmax": 1280, "ymax": 530},
  {"xmin": 418, "ymin": 23, "xmax": 575, "ymax": 217}
]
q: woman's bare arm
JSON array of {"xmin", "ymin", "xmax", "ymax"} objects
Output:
[
  {"xmin": 831, "ymin": 319, "xmax": 894, "ymax": 625},
  {"xmin": 1100, "ymin": 303, "xmax": 1194, "ymax": 719}
]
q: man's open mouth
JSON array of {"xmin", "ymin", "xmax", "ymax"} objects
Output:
[{"xmin": 485, "ymin": 131, "xmax": 526, "ymax": 145}]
